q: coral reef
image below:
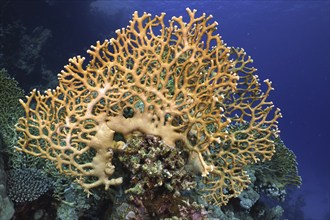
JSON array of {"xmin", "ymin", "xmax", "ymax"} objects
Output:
[
  {"xmin": 9, "ymin": 9, "xmax": 303, "ymax": 219},
  {"xmin": 6, "ymin": 168, "xmax": 53, "ymax": 203},
  {"xmin": 0, "ymin": 68, "xmax": 24, "ymax": 148},
  {"xmin": 254, "ymin": 138, "xmax": 302, "ymax": 190},
  {"xmin": 118, "ymin": 133, "xmax": 195, "ymax": 200}
]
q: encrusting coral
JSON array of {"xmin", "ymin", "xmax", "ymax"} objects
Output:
[{"xmin": 15, "ymin": 8, "xmax": 282, "ymax": 206}]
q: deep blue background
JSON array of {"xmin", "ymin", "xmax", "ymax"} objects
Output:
[{"xmin": 3, "ymin": 1, "xmax": 330, "ymax": 219}]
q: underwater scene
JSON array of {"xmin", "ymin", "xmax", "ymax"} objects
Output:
[{"xmin": 0, "ymin": 1, "xmax": 329, "ymax": 220}]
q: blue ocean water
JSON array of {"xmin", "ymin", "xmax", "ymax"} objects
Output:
[{"xmin": 1, "ymin": 1, "xmax": 329, "ymax": 219}]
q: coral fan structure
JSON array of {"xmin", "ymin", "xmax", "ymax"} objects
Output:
[
  {"xmin": 0, "ymin": 68, "xmax": 24, "ymax": 148},
  {"xmin": 16, "ymin": 9, "xmax": 282, "ymax": 206},
  {"xmin": 254, "ymin": 138, "xmax": 302, "ymax": 199}
]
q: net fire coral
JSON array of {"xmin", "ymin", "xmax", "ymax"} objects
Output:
[{"xmin": 16, "ymin": 8, "xmax": 282, "ymax": 206}]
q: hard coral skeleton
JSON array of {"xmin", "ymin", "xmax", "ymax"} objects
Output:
[{"xmin": 16, "ymin": 8, "xmax": 281, "ymax": 206}]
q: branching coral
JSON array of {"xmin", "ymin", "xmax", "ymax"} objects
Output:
[
  {"xmin": 16, "ymin": 8, "xmax": 282, "ymax": 206},
  {"xmin": 254, "ymin": 138, "xmax": 302, "ymax": 190}
]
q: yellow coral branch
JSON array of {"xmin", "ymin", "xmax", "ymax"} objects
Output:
[{"xmin": 15, "ymin": 8, "xmax": 281, "ymax": 206}]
